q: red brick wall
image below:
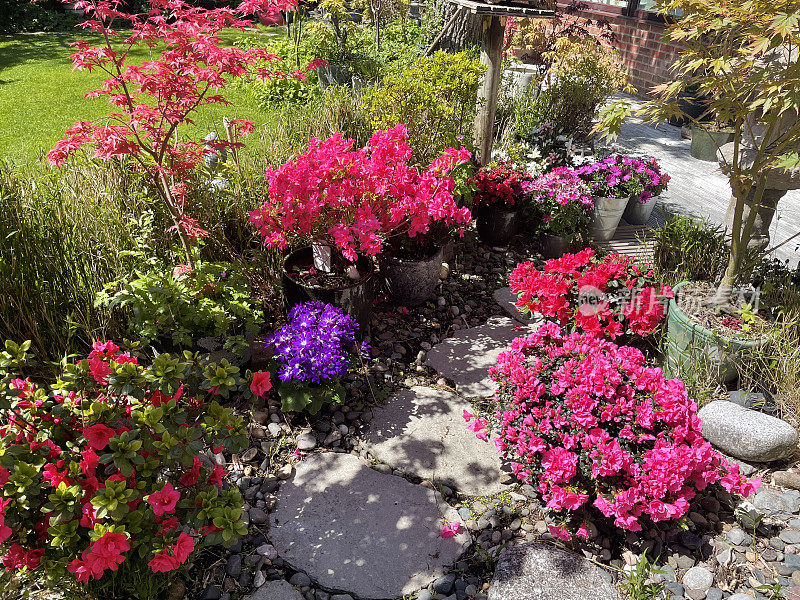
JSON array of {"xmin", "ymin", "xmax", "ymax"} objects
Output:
[{"xmin": 556, "ymin": 5, "xmax": 683, "ymax": 97}]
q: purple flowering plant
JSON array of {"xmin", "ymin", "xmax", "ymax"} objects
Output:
[
  {"xmin": 265, "ymin": 301, "xmax": 369, "ymax": 414},
  {"xmin": 527, "ymin": 167, "xmax": 594, "ymax": 238},
  {"xmin": 576, "ymin": 155, "xmax": 670, "ymax": 203}
]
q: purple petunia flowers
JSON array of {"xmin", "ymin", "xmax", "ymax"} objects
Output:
[{"xmin": 266, "ymin": 301, "xmax": 369, "ymax": 384}]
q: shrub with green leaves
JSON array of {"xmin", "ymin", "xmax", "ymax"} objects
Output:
[
  {"xmin": 0, "ymin": 339, "xmax": 256, "ymax": 598},
  {"xmin": 362, "ymin": 50, "xmax": 485, "ymax": 164},
  {"xmin": 96, "ymin": 232, "xmax": 262, "ymax": 357},
  {"xmin": 515, "ymin": 37, "xmax": 630, "ymax": 141}
]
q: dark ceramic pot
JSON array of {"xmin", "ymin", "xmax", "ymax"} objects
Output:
[
  {"xmin": 282, "ymin": 247, "xmax": 375, "ymax": 332},
  {"xmin": 539, "ymin": 233, "xmax": 570, "ymax": 259},
  {"xmin": 381, "ymin": 246, "xmax": 444, "ymax": 307},
  {"xmin": 475, "ymin": 204, "xmax": 520, "ymax": 247}
]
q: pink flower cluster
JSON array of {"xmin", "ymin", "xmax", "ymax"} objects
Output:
[
  {"xmin": 467, "ymin": 322, "xmax": 759, "ymax": 539},
  {"xmin": 576, "ymin": 155, "xmax": 670, "ymax": 204},
  {"xmin": 249, "ymin": 125, "xmax": 472, "ymax": 262},
  {"xmin": 526, "ymin": 167, "xmax": 594, "ymax": 237},
  {"xmin": 509, "ymin": 249, "xmax": 674, "ymax": 339}
]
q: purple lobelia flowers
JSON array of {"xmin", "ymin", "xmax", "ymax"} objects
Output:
[{"xmin": 266, "ymin": 301, "xmax": 369, "ymax": 385}]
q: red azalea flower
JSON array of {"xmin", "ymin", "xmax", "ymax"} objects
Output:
[
  {"xmin": 179, "ymin": 457, "xmax": 201, "ymax": 487},
  {"xmin": 83, "ymin": 424, "xmax": 116, "ymax": 450},
  {"xmin": 147, "ymin": 483, "xmax": 180, "ymax": 516},
  {"xmin": 250, "ymin": 371, "xmax": 272, "ymax": 397},
  {"xmin": 172, "ymin": 533, "xmax": 194, "ymax": 563},
  {"xmin": 148, "ymin": 551, "xmax": 179, "ymax": 573}
]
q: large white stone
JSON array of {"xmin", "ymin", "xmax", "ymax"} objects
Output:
[
  {"xmin": 268, "ymin": 452, "xmax": 470, "ymax": 600},
  {"xmin": 425, "ymin": 316, "xmax": 535, "ymax": 398},
  {"xmin": 488, "ymin": 543, "xmax": 622, "ymax": 600},
  {"xmin": 361, "ymin": 386, "xmax": 505, "ymax": 495},
  {"xmin": 698, "ymin": 400, "xmax": 798, "ymax": 462}
]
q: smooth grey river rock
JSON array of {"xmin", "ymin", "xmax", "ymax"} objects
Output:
[
  {"xmin": 488, "ymin": 543, "xmax": 622, "ymax": 600},
  {"xmin": 268, "ymin": 452, "xmax": 470, "ymax": 600},
  {"xmin": 361, "ymin": 386, "xmax": 504, "ymax": 495},
  {"xmin": 698, "ymin": 400, "xmax": 797, "ymax": 462}
]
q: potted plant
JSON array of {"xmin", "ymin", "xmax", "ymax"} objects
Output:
[
  {"xmin": 249, "ymin": 125, "xmax": 471, "ymax": 316},
  {"xmin": 597, "ymin": 0, "xmax": 800, "ymax": 383},
  {"xmin": 468, "ymin": 161, "xmax": 534, "ymax": 247},
  {"xmin": 690, "ymin": 120, "xmax": 735, "ymax": 162},
  {"xmin": 265, "ymin": 301, "xmax": 369, "ymax": 414},
  {"xmin": 576, "ymin": 155, "xmax": 648, "ymax": 240},
  {"xmin": 527, "ymin": 167, "xmax": 594, "ymax": 258},
  {"xmin": 621, "ymin": 156, "xmax": 671, "ymax": 225}
]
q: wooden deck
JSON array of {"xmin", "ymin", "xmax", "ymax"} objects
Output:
[
  {"xmin": 595, "ymin": 223, "xmax": 657, "ymax": 265},
  {"xmin": 608, "ymin": 97, "xmax": 800, "ymax": 268}
]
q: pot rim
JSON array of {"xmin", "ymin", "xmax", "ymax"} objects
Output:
[
  {"xmin": 283, "ymin": 246, "xmax": 376, "ymax": 292},
  {"xmin": 668, "ymin": 280, "xmax": 766, "ymax": 347},
  {"xmin": 381, "ymin": 244, "xmax": 444, "ymax": 266}
]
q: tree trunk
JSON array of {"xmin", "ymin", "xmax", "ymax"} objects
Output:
[{"xmin": 426, "ymin": 0, "xmax": 483, "ymax": 53}]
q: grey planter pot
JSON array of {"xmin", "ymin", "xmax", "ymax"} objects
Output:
[
  {"xmin": 690, "ymin": 127, "xmax": 734, "ymax": 162},
  {"xmin": 381, "ymin": 246, "xmax": 444, "ymax": 307},
  {"xmin": 540, "ymin": 233, "xmax": 570, "ymax": 259},
  {"xmin": 590, "ymin": 196, "xmax": 628, "ymax": 242},
  {"xmin": 623, "ymin": 195, "xmax": 658, "ymax": 225}
]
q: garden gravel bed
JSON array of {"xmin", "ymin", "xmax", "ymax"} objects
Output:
[{"xmin": 188, "ymin": 230, "xmax": 800, "ymax": 600}]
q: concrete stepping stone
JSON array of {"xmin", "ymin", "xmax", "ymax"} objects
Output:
[
  {"xmin": 268, "ymin": 452, "xmax": 470, "ymax": 600},
  {"xmin": 425, "ymin": 316, "xmax": 535, "ymax": 398},
  {"xmin": 246, "ymin": 580, "xmax": 304, "ymax": 600},
  {"xmin": 361, "ymin": 386, "xmax": 505, "ymax": 495},
  {"xmin": 492, "ymin": 287, "xmax": 540, "ymax": 324},
  {"xmin": 488, "ymin": 543, "xmax": 622, "ymax": 600}
]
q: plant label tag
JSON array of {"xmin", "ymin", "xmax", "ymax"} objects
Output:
[
  {"xmin": 312, "ymin": 244, "xmax": 332, "ymax": 272},
  {"xmin": 346, "ymin": 265, "xmax": 361, "ymax": 280}
]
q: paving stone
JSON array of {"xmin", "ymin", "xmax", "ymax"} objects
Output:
[
  {"xmin": 492, "ymin": 287, "xmax": 539, "ymax": 324},
  {"xmin": 487, "ymin": 543, "xmax": 622, "ymax": 600},
  {"xmin": 268, "ymin": 452, "xmax": 470, "ymax": 600},
  {"xmin": 698, "ymin": 401, "xmax": 798, "ymax": 462},
  {"xmin": 246, "ymin": 580, "xmax": 304, "ymax": 600},
  {"xmin": 361, "ymin": 386, "xmax": 505, "ymax": 495},
  {"xmin": 425, "ymin": 316, "xmax": 536, "ymax": 397}
]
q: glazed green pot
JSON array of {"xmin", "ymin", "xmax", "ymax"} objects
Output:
[
  {"xmin": 665, "ymin": 281, "xmax": 764, "ymax": 384},
  {"xmin": 690, "ymin": 127, "xmax": 734, "ymax": 162}
]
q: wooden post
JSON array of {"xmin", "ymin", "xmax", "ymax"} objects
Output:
[{"xmin": 474, "ymin": 14, "xmax": 504, "ymax": 166}]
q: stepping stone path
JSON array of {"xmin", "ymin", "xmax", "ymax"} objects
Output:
[
  {"xmin": 698, "ymin": 400, "xmax": 798, "ymax": 462},
  {"xmin": 492, "ymin": 287, "xmax": 539, "ymax": 324},
  {"xmin": 246, "ymin": 579, "xmax": 304, "ymax": 600},
  {"xmin": 361, "ymin": 386, "xmax": 505, "ymax": 495},
  {"xmin": 487, "ymin": 543, "xmax": 622, "ymax": 600},
  {"xmin": 268, "ymin": 452, "xmax": 470, "ymax": 600},
  {"xmin": 425, "ymin": 316, "xmax": 535, "ymax": 397}
]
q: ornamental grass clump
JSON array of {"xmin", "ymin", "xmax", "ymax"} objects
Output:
[
  {"xmin": 266, "ymin": 301, "xmax": 369, "ymax": 414},
  {"xmin": 510, "ymin": 249, "xmax": 674, "ymax": 340},
  {"xmin": 576, "ymin": 155, "xmax": 670, "ymax": 203},
  {"xmin": 0, "ymin": 340, "xmax": 262, "ymax": 598},
  {"xmin": 465, "ymin": 322, "xmax": 760, "ymax": 541}
]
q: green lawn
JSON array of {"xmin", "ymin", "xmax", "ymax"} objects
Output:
[{"xmin": 0, "ymin": 29, "xmax": 279, "ymax": 166}]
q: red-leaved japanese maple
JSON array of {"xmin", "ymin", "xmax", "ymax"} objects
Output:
[{"xmin": 45, "ymin": 0, "xmax": 307, "ymax": 268}]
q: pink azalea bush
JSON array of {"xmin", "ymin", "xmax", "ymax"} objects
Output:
[
  {"xmin": 248, "ymin": 125, "xmax": 472, "ymax": 262},
  {"xmin": 509, "ymin": 249, "xmax": 673, "ymax": 340},
  {"xmin": 465, "ymin": 323, "xmax": 759, "ymax": 540},
  {"xmin": 0, "ymin": 340, "xmax": 256, "ymax": 593}
]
